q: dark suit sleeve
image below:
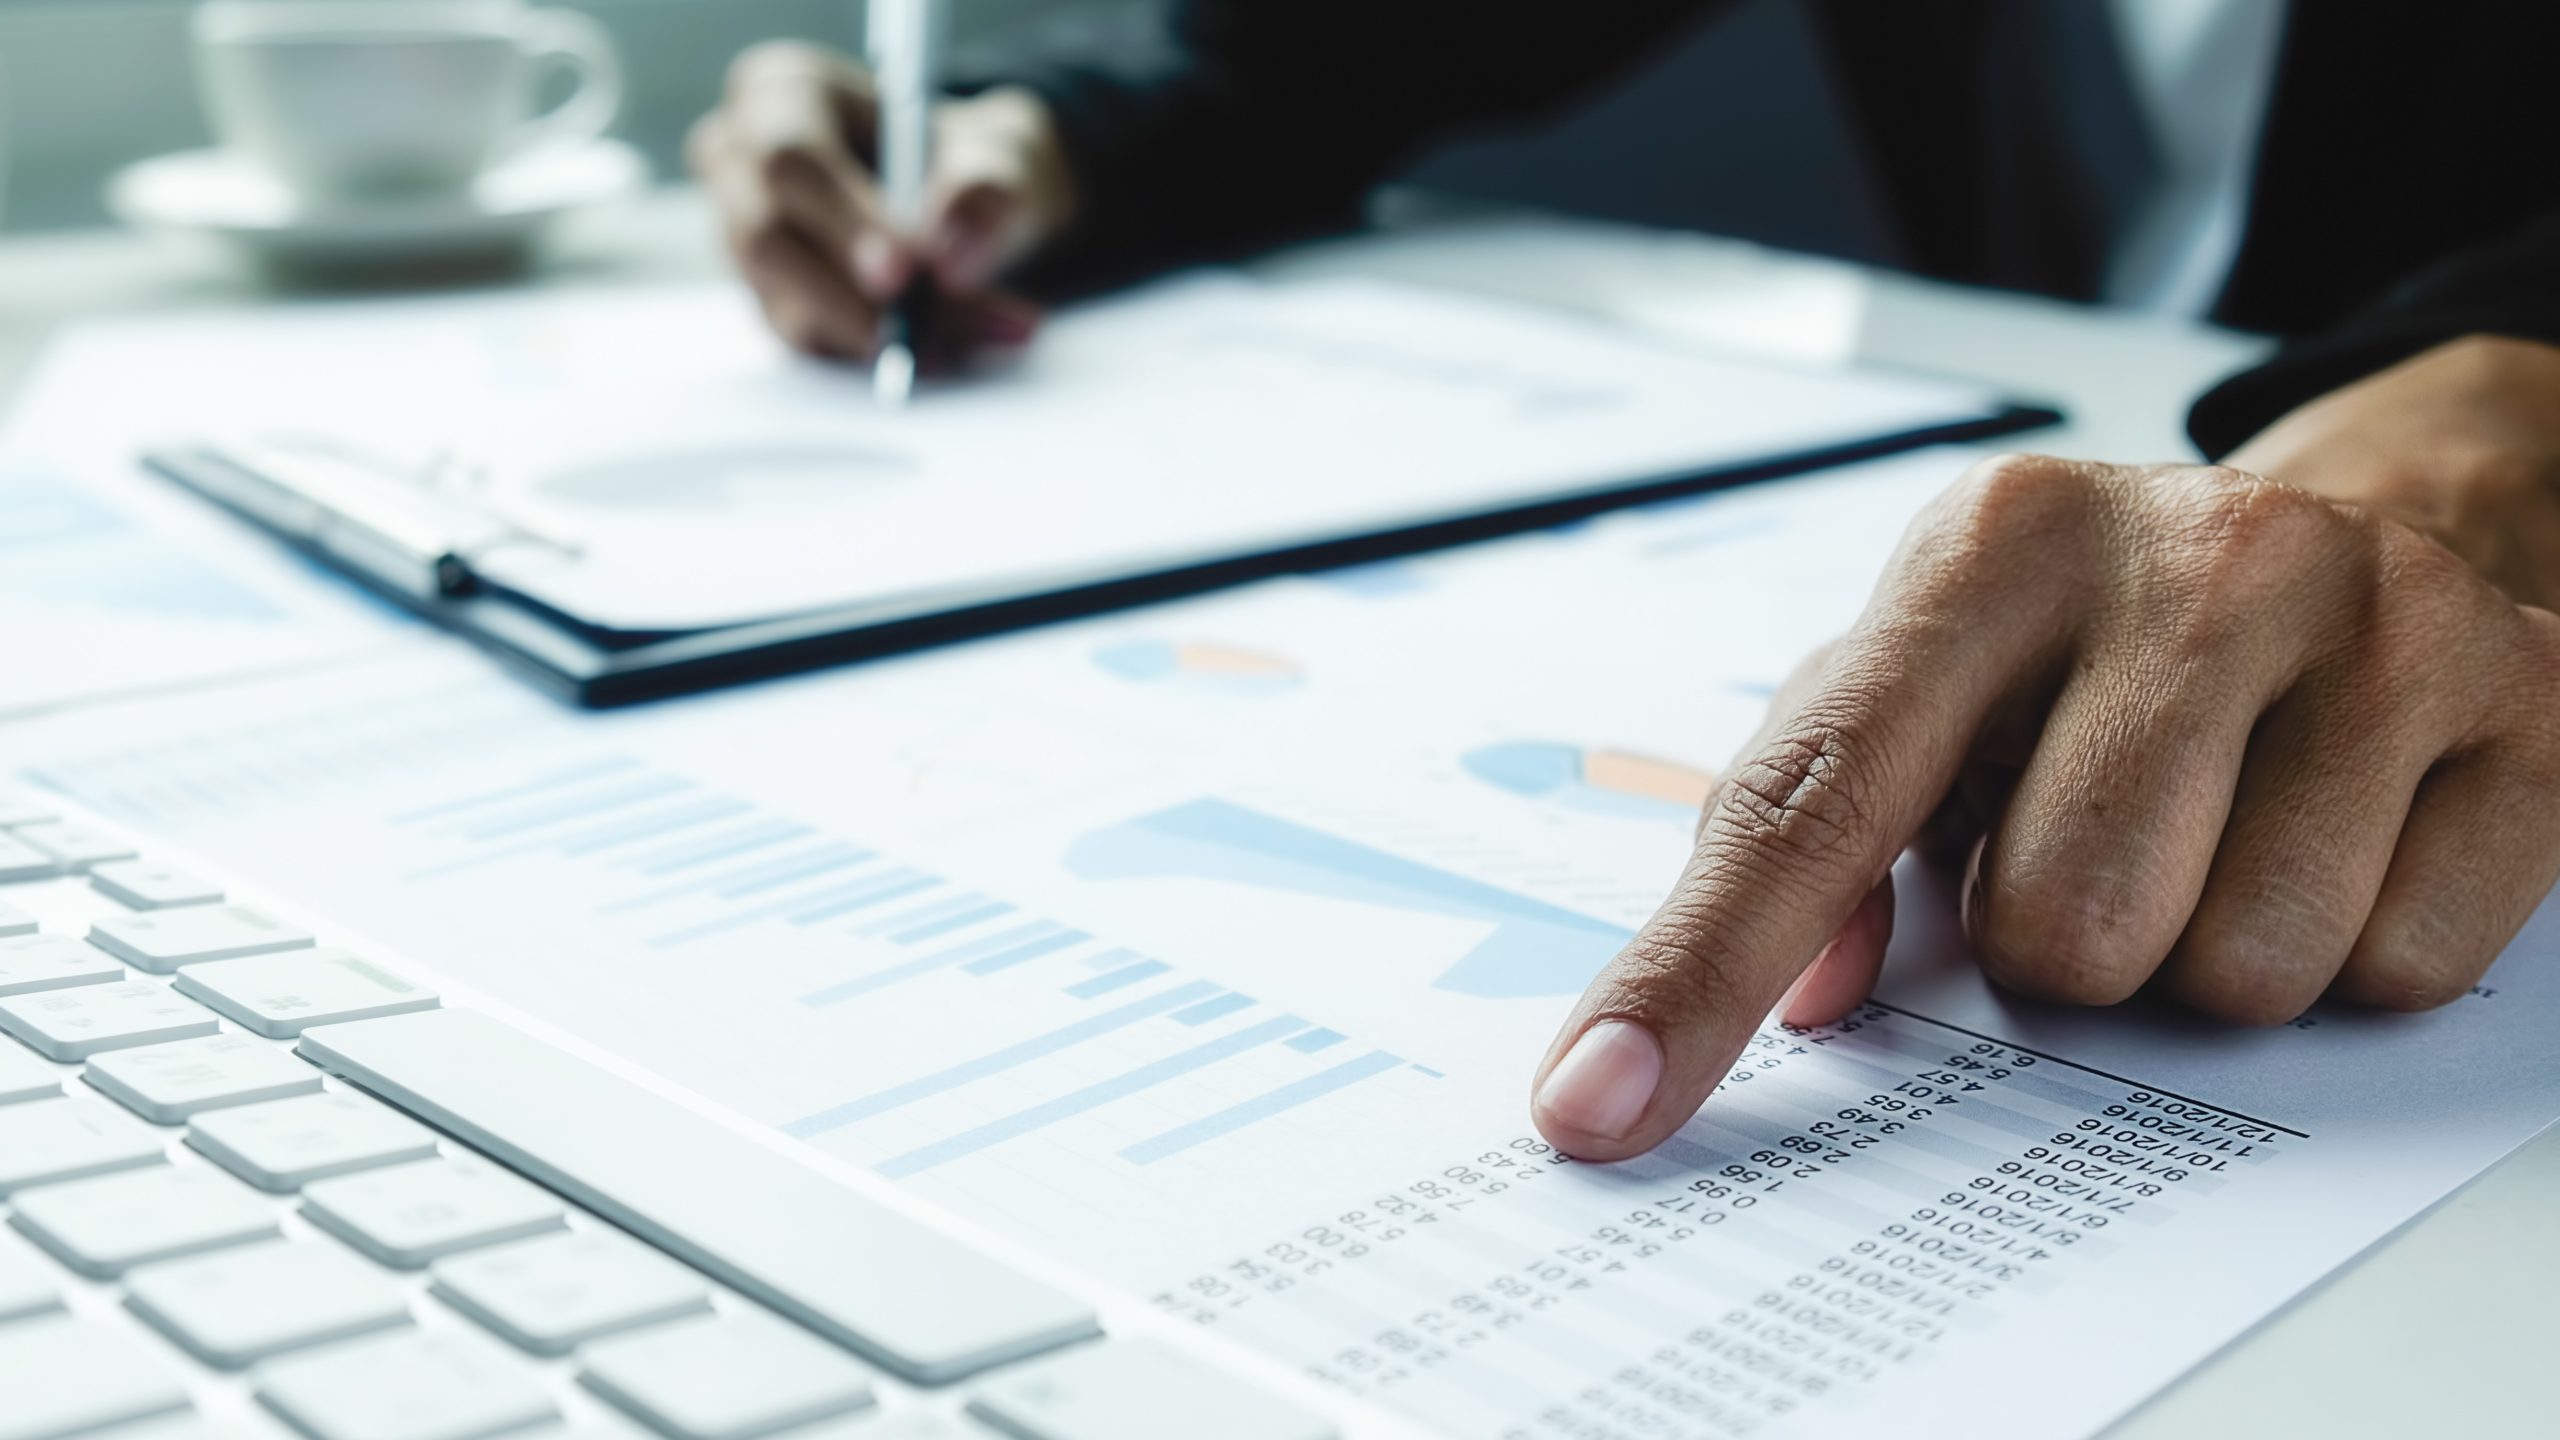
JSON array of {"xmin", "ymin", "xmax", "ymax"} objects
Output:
[
  {"xmin": 980, "ymin": 0, "xmax": 1718, "ymax": 292},
  {"xmin": 2189, "ymin": 208, "xmax": 2560, "ymax": 457}
]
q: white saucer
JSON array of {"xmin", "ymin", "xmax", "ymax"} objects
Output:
[{"xmin": 106, "ymin": 140, "xmax": 649, "ymax": 270}]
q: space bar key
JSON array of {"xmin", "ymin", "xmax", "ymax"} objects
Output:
[{"xmin": 297, "ymin": 1007, "xmax": 1097, "ymax": 1383}]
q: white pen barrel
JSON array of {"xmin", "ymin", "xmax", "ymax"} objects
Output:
[{"xmin": 867, "ymin": 0, "xmax": 940, "ymax": 231}]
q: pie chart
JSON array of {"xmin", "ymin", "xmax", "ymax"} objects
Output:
[
  {"xmin": 1461, "ymin": 741, "xmax": 1713, "ymax": 823},
  {"xmin": 1091, "ymin": 639, "xmax": 1304, "ymax": 695}
]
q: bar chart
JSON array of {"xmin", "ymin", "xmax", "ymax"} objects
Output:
[{"xmin": 360, "ymin": 751, "xmax": 1448, "ymax": 1184}]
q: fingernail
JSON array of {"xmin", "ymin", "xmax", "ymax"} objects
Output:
[
  {"xmin": 851, "ymin": 232, "xmax": 902, "ymax": 297},
  {"xmin": 1536, "ymin": 1020, "xmax": 1662, "ymax": 1143},
  {"xmin": 1772, "ymin": 965, "xmax": 1816, "ymax": 1022}
]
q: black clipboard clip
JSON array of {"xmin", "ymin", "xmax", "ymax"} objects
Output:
[{"xmin": 147, "ymin": 436, "xmax": 578, "ymax": 601}]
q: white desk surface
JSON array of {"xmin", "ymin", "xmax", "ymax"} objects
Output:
[{"xmin": 1, "ymin": 187, "xmax": 2551, "ymax": 1437}]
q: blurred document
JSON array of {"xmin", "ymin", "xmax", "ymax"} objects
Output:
[
  {"xmin": 0, "ymin": 443, "xmax": 404, "ymax": 718},
  {"xmin": 27, "ymin": 275, "xmax": 2016, "ymax": 635},
  {"xmin": 11, "ymin": 452, "xmax": 2557, "ymax": 1439}
]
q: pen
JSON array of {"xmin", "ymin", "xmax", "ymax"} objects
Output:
[{"xmin": 869, "ymin": 0, "xmax": 937, "ymax": 408}]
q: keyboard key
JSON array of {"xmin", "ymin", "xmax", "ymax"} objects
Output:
[
  {"xmin": 0, "ymin": 901, "xmax": 32, "ymax": 937},
  {"xmin": 0, "ymin": 981, "xmax": 217, "ymax": 1062},
  {"xmin": 0, "ymin": 1233, "xmax": 63, "ymax": 1323},
  {"xmin": 9, "ymin": 1165, "xmax": 280, "ymax": 1277},
  {"xmin": 188, "ymin": 1092, "xmax": 438, "ymax": 1192},
  {"xmin": 822, "ymin": 1417, "xmax": 1004, "ymax": 1440},
  {"xmin": 0, "ymin": 1039, "xmax": 63, "ymax": 1104},
  {"xmin": 0, "ymin": 833, "xmax": 57, "ymax": 883},
  {"xmin": 0, "ymin": 1316, "xmax": 193, "ymax": 1440},
  {"xmin": 255, "ymin": 1327, "xmax": 559, "ymax": 1440},
  {"xmin": 0, "ymin": 1096, "xmax": 166, "ymax": 1196},
  {"xmin": 12, "ymin": 822, "xmax": 139, "ymax": 874},
  {"xmin": 176, "ymin": 951, "xmax": 438, "ymax": 1039},
  {"xmin": 965, "ymin": 1339, "xmax": 1337, "ymax": 1440},
  {"xmin": 579, "ymin": 1310, "xmax": 875, "ymax": 1440},
  {"xmin": 303, "ymin": 1156, "xmax": 565, "ymax": 1268},
  {"xmin": 126, "ymin": 1240, "xmax": 410, "ymax": 1368},
  {"xmin": 545, "ymin": 1420, "xmax": 660, "ymax": 1440},
  {"xmin": 91, "ymin": 861, "xmax": 224, "ymax": 911},
  {"xmin": 302, "ymin": 1009, "xmax": 1097, "ymax": 1384},
  {"xmin": 86, "ymin": 1031, "xmax": 325, "ymax": 1123},
  {"xmin": 430, "ymin": 1229, "xmax": 710, "ymax": 1355},
  {"xmin": 81, "ymin": 1417, "xmax": 255, "ymax": 1440},
  {"xmin": 0, "ymin": 789, "xmax": 60, "ymax": 829},
  {"xmin": 0, "ymin": 935, "xmax": 124, "ymax": 997},
  {"xmin": 90, "ymin": 906, "xmax": 312, "ymax": 975}
]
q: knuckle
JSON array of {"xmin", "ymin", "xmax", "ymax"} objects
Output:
[
  {"xmin": 2148, "ymin": 471, "xmax": 2359, "ymax": 662},
  {"xmin": 1927, "ymin": 453, "xmax": 2089, "ymax": 553},
  {"xmin": 1893, "ymin": 454, "xmax": 2098, "ymax": 618},
  {"xmin": 2346, "ymin": 936, "xmax": 2481, "ymax": 1012},
  {"xmin": 2166, "ymin": 937, "xmax": 2317, "ymax": 1026},
  {"xmin": 1973, "ymin": 876, "xmax": 2155, "ymax": 1006},
  {"xmin": 2173, "ymin": 467, "xmax": 2346, "ymax": 573},
  {"xmin": 2375, "ymin": 524, "xmax": 2487, "ymax": 617},
  {"xmin": 1707, "ymin": 710, "xmax": 1885, "ymax": 880},
  {"xmin": 2367, "ymin": 542, "xmax": 2482, "ymax": 668},
  {"xmin": 728, "ymin": 39, "xmax": 818, "ymax": 93}
]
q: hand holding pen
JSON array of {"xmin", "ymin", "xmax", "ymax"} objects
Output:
[{"xmin": 686, "ymin": 36, "xmax": 1074, "ymax": 384}]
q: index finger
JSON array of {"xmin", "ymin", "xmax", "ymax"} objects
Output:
[{"xmin": 1528, "ymin": 456, "xmax": 2086, "ymax": 1161}]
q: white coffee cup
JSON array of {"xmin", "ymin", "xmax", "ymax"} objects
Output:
[{"xmin": 193, "ymin": 0, "xmax": 622, "ymax": 202}]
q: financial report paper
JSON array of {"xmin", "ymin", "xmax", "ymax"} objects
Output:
[
  {"xmin": 11, "ymin": 274, "xmax": 2010, "ymax": 636},
  {"xmin": 9, "ymin": 450, "xmax": 2558, "ymax": 1439}
]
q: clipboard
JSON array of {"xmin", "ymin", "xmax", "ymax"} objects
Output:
[{"xmin": 143, "ymin": 398, "xmax": 2058, "ymax": 709}]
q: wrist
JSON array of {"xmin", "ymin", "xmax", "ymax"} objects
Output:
[{"xmin": 2226, "ymin": 334, "xmax": 2560, "ymax": 610}]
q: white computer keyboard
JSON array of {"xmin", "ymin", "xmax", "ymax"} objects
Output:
[{"xmin": 0, "ymin": 788, "xmax": 1337, "ymax": 1440}]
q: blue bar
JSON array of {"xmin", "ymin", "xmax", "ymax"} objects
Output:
[
  {"xmin": 888, "ymin": 902, "xmax": 1013, "ymax": 946},
  {"xmin": 960, "ymin": 930, "xmax": 1088, "ymax": 976},
  {"xmin": 852, "ymin": 892, "xmax": 974, "ymax": 937},
  {"xmin": 783, "ymin": 980, "xmax": 1221, "ymax": 1135},
  {"xmin": 461, "ymin": 777, "xmax": 692, "ymax": 840},
  {"xmin": 789, "ymin": 875, "xmax": 938, "ymax": 925},
  {"xmin": 788, "ymin": 868, "xmax": 930, "ymax": 922},
  {"xmin": 626, "ymin": 821, "xmax": 809, "ymax": 875},
  {"xmin": 1066, "ymin": 961, "xmax": 1169, "ymax": 998},
  {"xmin": 598, "ymin": 843, "xmax": 861, "ymax": 914},
  {"xmin": 721, "ymin": 849, "xmax": 872, "ymax": 899},
  {"xmin": 1081, "ymin": 947, "xmax": 1145, "ymax": 971},
  {"xmin": 797, "ymin": 918, "xmax": 1049, "ymax": 1006},
  {"xmin": 559, "ymin": 798, "xmax": 754, "ymax": 856},
  {"xmin": 1171, "ymin": 993, "xmax": 1254, "ymax": 1026},
  {"xmin": 921, "ymin": 920, "xmax": 1058, "ymax": 968},
  {"xmin": 1120, "ymin": 1051, "xmax": 1404, "ymax": 1165},
  {"xmin": 409, "ymin": 798, "xmax": 753, "ymax": 878},
  {"xmin": 1409, "ymin": 1064, "xmax": 1445, "ymax": 1078},
  {"xmin": 876, "ymin": 1016, "xmax": 1307, "ymax": 1176},
  {"xmin": 646, "ymin": 869, "xmax": 908, "ymax": 948},
  {"xmin": 1285, "ymin": 1028, "xmax": 1345, "ymax": 1053},
  {"xmin": 390, "ymin": 755, "xmax": 640, "ymax": 825}
]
